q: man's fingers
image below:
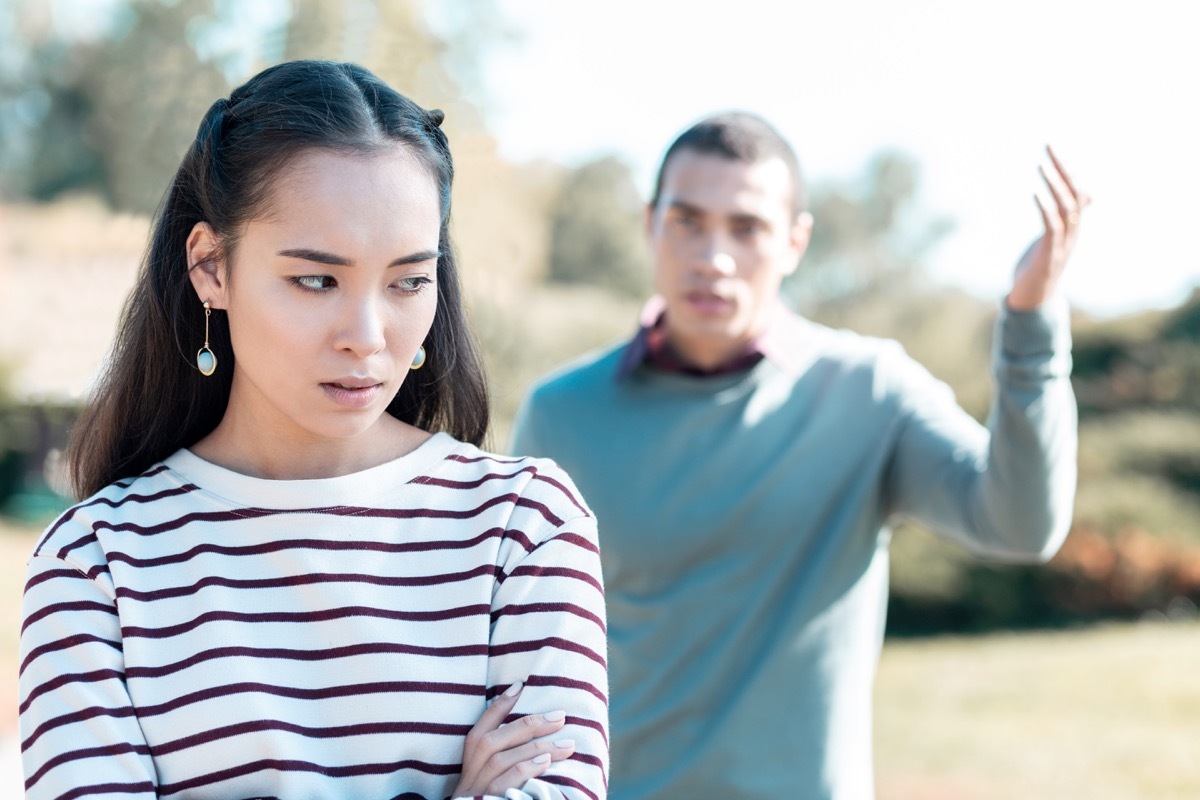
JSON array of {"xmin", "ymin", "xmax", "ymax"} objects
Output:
[
  {"xmin": 1045, "ymin": 144, "xmax": 1090, "ymax": 211},
  {"xmin": 1037, "ymin": 162, "xmax": 1078, "ymax": 231},
  {"xmin": 1033, "ymin": 191, "xmax": 1059, "ymax": 237}
]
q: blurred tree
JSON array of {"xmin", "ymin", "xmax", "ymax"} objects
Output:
[
  {"xmin": 545, "ymin": 155, "xmax": 652, "ymax": 297},
  {"xmin": 283, "ymin": 0, "xmax": 506, "ymax": 136},
  {"xmin": 2, "ymin": 0, "xmax": 230, "ymax": 212},
  {"xmin": 786, "ymin": 151, "xmax": 953, "ymax": 311},
  {"xmin": 83, "ymin": 0, "xmax": 231, "ymax": 212},
  {"xmin": 1, "ymin": 0, "xmax": 509, "ymax": 212}
]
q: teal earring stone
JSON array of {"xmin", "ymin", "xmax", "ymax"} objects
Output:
[
  {"xmin": 410, "ymin": 346, "xmax": 427, "ymax": 370},
  {"xmin": 197, "ymin": 347, "xmax": 217, "ymax": 376}
]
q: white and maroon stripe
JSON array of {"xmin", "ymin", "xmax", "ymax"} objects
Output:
[{"xmin": 20, "ymin": 439, "xmax": 607, "ymax": 800}]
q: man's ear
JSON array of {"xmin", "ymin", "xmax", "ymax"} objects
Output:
[
  {"xmin": 783, "ymin": 211, "xmax": 814, "ymax": 277},
  {"xmin": 186, "ymin": 222, "xmax": 228, "ymax": 307}
]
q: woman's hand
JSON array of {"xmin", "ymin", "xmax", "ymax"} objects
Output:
[{"xmin": 452, "ymin": 680, "xmax": 578, "ymax": 798}]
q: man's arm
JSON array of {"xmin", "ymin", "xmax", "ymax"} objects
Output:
[
  {"xmin": 885, "ymin": 148, "xmax": 1087, "ymax": 561},
  {"xmin": 885, "ymin": 301, "xmax": 1077, "ymax": 561}
]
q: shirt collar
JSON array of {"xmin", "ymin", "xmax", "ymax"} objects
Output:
[{"xmin": 615, "ymin": 296, "xmax": 810, "ymax": 380}]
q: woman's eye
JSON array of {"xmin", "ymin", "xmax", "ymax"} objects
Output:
[
  {"xmin": 293, "ymin": 275, "xmax": 335, "ymax": 291},
  {"xmin": 396, "ymin": 276, "xmax": 433, "ymax": 293}
]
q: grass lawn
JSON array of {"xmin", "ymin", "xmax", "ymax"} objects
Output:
[
  {"xmin": 876, "ymin": 623, "xmax": 1200, "ymax": 799},
  {"xmin": 3, "ymin": 518, "xmax": 1196, "ymax": 797}
]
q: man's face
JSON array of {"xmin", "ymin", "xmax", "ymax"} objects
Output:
[{"xmin": 647, "ymin": 150, "xmax": 811, "ymax": 370}]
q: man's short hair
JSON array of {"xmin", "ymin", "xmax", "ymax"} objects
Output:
[{"xmin": 650, "ymin": 111, "xmax": 807, "ymax": 218}]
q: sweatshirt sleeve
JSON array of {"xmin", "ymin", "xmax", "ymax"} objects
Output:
[
  {"xmin": 19, "ymin": 553, "xmax": 159, "ymax": 799},
  {"xmin": 480, "ymin": 475, "xmax": 609, "ymax": 800},
  {"xmin": 884, "ymin": 298, "xmax": 1078, "ymax": 562}
]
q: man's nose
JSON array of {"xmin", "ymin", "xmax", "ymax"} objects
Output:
[{"xmin": 697, "ymin": 233, "xmax": 737, "ymax": 277}]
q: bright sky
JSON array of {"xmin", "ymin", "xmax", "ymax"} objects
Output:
[{"xmin": 471, "ymin": 0, "xmax": 1200, "ymax": 317}]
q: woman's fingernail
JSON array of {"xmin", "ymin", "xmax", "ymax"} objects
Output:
[
  {"xmin": 503, "ymin": 680, "xmax": 524, "ymax": 697},
  {"xmin": 554, "ymin": 739, "xmax": 575, "ymax": 749},
  {"xmin": 532, "ymin": 753, "xmax": 551, "ymax": 765},
  {"xmin": 543, "ymin": 710, "xmax": 566, "ymax": 723}
]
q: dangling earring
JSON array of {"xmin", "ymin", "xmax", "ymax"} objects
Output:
[
  {"xmin": 410, "ymin": 345, "xmax": 426, "ymax": 370},
  {"xmin": 197, "ymin": 301, "xmax": 217, "ymax": 376}
]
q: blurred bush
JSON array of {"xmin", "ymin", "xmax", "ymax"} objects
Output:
[
  {"xmin": 0, "ymin": 369, "xmax": 76, "ymax": 521},
  {"xmin": 545, "ymin": 155, "xmax": 652, "ymax": 297}
]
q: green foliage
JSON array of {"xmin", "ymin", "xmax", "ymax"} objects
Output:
[
  {"xmin": 1, "ymin": 0, "xmax": 502, "ymax": 211},
  {"xmin": 785, "ymin": 150, "xmax": 954, "ymax": 310},
  {"xmin": 1075, "ymin": 411, "xmax": 1200, "ymax": 544},
  {"xmin": 1073, "ymin": 291, "xmax": 1200, "ymax": 415},
  {"xmin": 545, "ymin": 155, "xmax": 652, "ymax": 297},
  {"xmin": 0, "ymin": 375, "xmax": 81, "ymax": 519},
  {"xmin": 1161, "ymin": 288, "xmax": 1200, "ymax": 341},
  {"xmin": 3, "ymin": 0, "xmax": 231, "ymax": 211}
]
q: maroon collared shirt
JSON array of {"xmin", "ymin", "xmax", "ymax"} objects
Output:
[{"xmin": 615, "ymin": 296, "xmax": 809, "ymax": 380}]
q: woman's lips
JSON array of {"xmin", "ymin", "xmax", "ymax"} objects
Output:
[{"xmin": 321, "ymin": 381, "xmax": 383, "ymax": 408}]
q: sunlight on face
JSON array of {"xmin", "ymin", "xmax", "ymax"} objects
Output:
[{"xmin": 216, "ymin": 147, "xmax": 441, "ymax": 451}]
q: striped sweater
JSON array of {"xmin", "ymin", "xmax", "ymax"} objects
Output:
[{"xmin": 19, "ymin": 432, "xmax": 608, "ymax": 800}]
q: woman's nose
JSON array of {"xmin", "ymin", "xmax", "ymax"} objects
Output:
[{"xmin": 336, "ymin": 295, "xmax": 387, "ymax": 357}]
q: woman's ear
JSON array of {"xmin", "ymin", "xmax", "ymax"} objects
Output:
[{"xmin": 186, "ymin": 222, "xmax": 228, "ymax": 307}]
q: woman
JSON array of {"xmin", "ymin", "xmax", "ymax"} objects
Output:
[{"xmin": 18, "ymin": 60, "xmax": 607, "ymax": 800}]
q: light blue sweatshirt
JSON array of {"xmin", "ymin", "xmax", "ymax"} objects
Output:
[{"xmin": 511, "ymin": 302, "xmax": 1076, "ymax": 799}]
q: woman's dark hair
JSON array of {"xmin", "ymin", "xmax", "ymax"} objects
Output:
[
  {"xmin": 650, "ymin": 111, "xmax": 807, "ymax": 217},
  {"xmin": 68, "ymin": 60, "xmax": 489, "ymax": 499}
]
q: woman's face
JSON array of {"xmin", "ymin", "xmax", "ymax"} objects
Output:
[{"xmin": 189, "ymin": 146, "xmax": 442, "ymax": 449}]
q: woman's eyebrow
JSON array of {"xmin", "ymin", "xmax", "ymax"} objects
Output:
[
  {"xmin": 388, "ymin": 249, "xmax": 442, "ymax": 267},
  {"xmin": 277, "ymin": 248, "xmax": 350, "ymax": 266},
  {"xmin": 276, "ymin": 248, "xmax": 441, "ymax": 267}
]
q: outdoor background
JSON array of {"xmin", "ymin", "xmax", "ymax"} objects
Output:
[{"xmin": 1, "ymin": 1, "xmax": 1198, "ymax": 796}]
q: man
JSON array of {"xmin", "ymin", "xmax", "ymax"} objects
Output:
[{"xmin": 511, "ymin": 113, "xmax": 1083, "ymax": 799}]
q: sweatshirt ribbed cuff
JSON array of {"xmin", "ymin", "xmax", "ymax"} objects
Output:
[{"xmin": 994, "ymin": 296, "xmax": 1073, "ymax": 385}]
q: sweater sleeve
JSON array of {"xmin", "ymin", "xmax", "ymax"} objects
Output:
[
  {"xmin": 482, "ymin": 507, "xmax": 609, "ymax": 800},
  {"xmin": 19, "ymin": 553, "xmax": 159, "ymax": 799},
  {"xmin": 884, "ymin": 299, "xmax": 1078, "ymax": 562}
]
